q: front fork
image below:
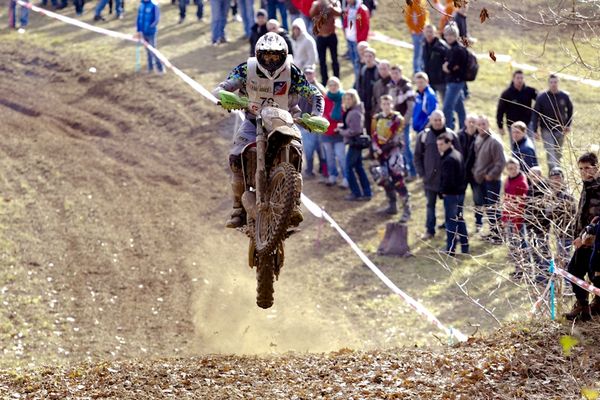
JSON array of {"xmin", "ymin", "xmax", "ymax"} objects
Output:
[{"xmin": 255, "ymin": 117, "xmax": 267, "ymax": 207}]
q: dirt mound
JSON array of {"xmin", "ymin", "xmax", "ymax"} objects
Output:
[{"xmin": 1, "ymin": 322, "xmax": 599, "ymax": 399}]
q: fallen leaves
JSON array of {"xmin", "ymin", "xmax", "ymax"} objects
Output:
[
  {"xmin": 489, "ymin": 51, "xmax": 497, "ymax": 62},
  {"xmin": 559, "ymin": 335, "xmax": 578, "ymax": 356},
  {"xmin": 480, "ymin": 8, "xmax": 490, "ymax": 23}
]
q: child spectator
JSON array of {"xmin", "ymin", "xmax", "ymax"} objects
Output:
[
  {"xmin": 511, "ymin": 121, "xmax": 538, "ymax": 174},
  {"xmin": 437, "ymin": 132, "xmax": 469, "ymax": 255},
  {"xmin": 564, "ymin": 152, "xmax": 600, "ymax": 321},
  {"xmin": 525, "ymin": 166, "xmax": 551, "ymax": 282},
  {"xmin": 322, "ymin": 77, "xmax": 347, "ymax": 187},
  {"xmin": 371, "ymin": 94, "xmax": 411, "ymax": 222},
  {"xmin": 8, "ymin": 0, "xmax": 29, "ymax": 30},
  {"xmin": 501, "ymin": 158, "xmax": 530, "ymax": 278},
  {"xmin": 337, "ymin": 89, "xmax": 372, "ymax": 201},
  {"xmin": 547, "ymin": 167, "xmax": 577, "ymax": 268},
  {"xmin": 249, "ymin": 9, "xmax": 268, "ymax": 56},
  {"xmin": 136, "ymin": 0, "xmax": 164, "ymax": 74},
  {"xmin": 387, "ymin": 65, "xmax": 416, "ymax": 179}
]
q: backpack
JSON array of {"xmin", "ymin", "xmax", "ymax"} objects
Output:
[{"xmin": 464, "ymin": 48, "xmax": 479, "ymax": 82}]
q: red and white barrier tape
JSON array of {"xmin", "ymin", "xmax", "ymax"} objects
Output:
[
  {"xmin": 13, "ymin": 3, "xmax": 467, "ymax": 343},
  {"xmin": 556, "ymin": 267, "xmax": 600, "ymax": 297}
]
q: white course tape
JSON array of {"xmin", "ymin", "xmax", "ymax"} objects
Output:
[{"xmin": 16, "ymin": 3, "xmax": 467, "ymax": 343}]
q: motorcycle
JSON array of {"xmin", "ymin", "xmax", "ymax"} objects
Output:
[{"xmin": 218, "ymin": 91, "xmax": 329, "ymax": 309}]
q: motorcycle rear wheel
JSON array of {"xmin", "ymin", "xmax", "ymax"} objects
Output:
[{"xmin": 255, "ymin": 162, "xmax": 300, "ymax": 257}]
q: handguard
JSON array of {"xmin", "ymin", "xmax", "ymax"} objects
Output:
[
  {"xmin": 218, "ymin": 90, "xmax": 249, "ymax": 111},
  {"xmin": 300, "ymin": 113, "xmax": 330, "ymax": 134}
]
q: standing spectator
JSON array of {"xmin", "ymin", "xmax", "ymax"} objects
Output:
[
  {"xmin": 372, "ymin": 95, "xmax": 411, "ymax": 222},
  {"xmin": 496, "ymin": 70, "xmax": 538, "ymax": 139},
  {"xmin": 73, "ymin": 0, "xmax": 84, "ymax": 15},
  {"xmin": 511, "ymin": 121, "xmax": 538, "ymax": 174},
  {"xmin": 210, "ymin": 0, "xmax": 229, "ymax": 45},
  {"xmin": 343, "ymin": 0, "xmax": 370, "ymax": 83},
  {"xmin": 453, "ymin": 2, "xmax": 468, "ymax": 39},
  {"xmin": 437, "ymin": 132, "xmax": 469, "ymax": 255},
  {"xmin": 404, "ymin": 0, "xmax": 428, "ymax": 74},
  {"xmin": 291, "ymin": 18, "xmax": 318, "ymax": 70},
  {"xmin": 442, "ymin": 23, "xmax": 467, "ymax": 131},
  {"xmin": 531, "ymin": 74, "xmax": 574, "ymax": 172},
  {"xmin": 501, "ymin": 158, "xmax": 530, "ymax": 277},
  {"xmin": 178, "ymin": 0, "xmax": 203, "ymax": 24},
  {"xmin": 135, "ymin": 0, "xmax": 164, "ymax": 74},
  {"xmin": 547, "ymin": 167, "xmax": 577, "ymax": 268},
  {"xmin": 322, "ymin": 77, "xmax": 347, "ymax": 187},
  {"xmin": 388, "ymin": 65, "xmax": 416, "ymax": 179},
  {"xmin": 310, "ymin": 0, "xmax": 341, "ymax": 85},
  {"xmin": 8, "ymin": 0, "xmax": 28, "ymax": 29},
  {"xmin": 235, "ymin": 0, "xmax": 254, "ymax": 38},
  {"xmin": 371, "ymin": 60, "xmax": 391, "ymax": 114},
  {"xmin": 357, "ymin": 47, "xmax": 379, "ymax": 136},
  {"xmin": 472, "ymin": 115, "xmax": 506, "ymax": 243},
  {"xmin": 458, "ymin": 114, "xmax": 483, "ymax": 231},
  {"xmin": 564, "ymin": 152, "xmax": 600, "ymax": 321},
  {"xmin": 267, "ymin": 0, "xmax": 289, "ymax": 30},
  {"xmin": 414, "ymin": 110, "xmax": 460, "ymax": 240},
  {"xmin": 267, "ymin": 19, "xmax": 294, "ymax": 55},
  {"xmin": 412, "ymin": 72, "xmax": 437, "ymax": 134},
  {"xmin": 95, "ymin": 0, "xmax": 123, "ymax": 20},
  {"xmin": 249, "ymin": 9, "xmax": 268, "ymax": 55},
  {"xmin": 422, "ymin": 24, "xmax": 449, "ymax": 101},
  {"xmin": 338, "ymin": 89, "xmax": 372, "ymax": 201}
]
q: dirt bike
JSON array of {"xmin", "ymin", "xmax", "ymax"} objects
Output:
[{"xmin": 218, "ymin": 91, "xmax": 329, "ymax": 309}]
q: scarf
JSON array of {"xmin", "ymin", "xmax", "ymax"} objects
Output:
[{"xmin": 327, "ymin": 90, "xmax": 344, "ymax": 121}]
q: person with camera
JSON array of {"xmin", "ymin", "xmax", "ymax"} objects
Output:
[{"xmin": 564, "ymin": 152, "xmax": 600, "ymax": 322}]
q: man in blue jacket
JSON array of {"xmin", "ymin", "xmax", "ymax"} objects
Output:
[
  {"xmin": 136, "ymin": 0, "xmax": 164, "ymax": 73},
  {"xmin": 412, "ymin": 71, "xmax": 437, "ymax": 134}
]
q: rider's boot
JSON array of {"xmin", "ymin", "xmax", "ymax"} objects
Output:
[
  {"xmin": 226, "ymin": 158, "xmax": 246, "ymax": 229},
  {"xmin": 378, "ymin": 189, "xmax": 397, "ymax": 215}
]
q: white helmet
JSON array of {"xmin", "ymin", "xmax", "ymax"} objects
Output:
[{"xmin": 255, "ymin": 32, "xmax": 289, "ymax": 80}]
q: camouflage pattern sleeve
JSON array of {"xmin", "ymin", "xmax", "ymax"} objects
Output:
[
  {"xmin": 290, "ymin": 65, "xmax": 324, "ymax": 117},
  {"xmin": 212, "ymin": 63, "xmax": 248, "ymax": 96}
]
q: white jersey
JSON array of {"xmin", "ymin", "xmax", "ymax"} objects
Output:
[{"xmin": 246, "ymin": 56, "xmax": 292, "ymax": 116}]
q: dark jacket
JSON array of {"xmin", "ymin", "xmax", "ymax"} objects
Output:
[
  {"xmin": 496, "ymin": 83, "xmax": 538, "ymax": 130},
  {"xmin": 458, "ymin": 128, "xmax": 477, "ymax": 182},
  {"xmin": 358, "ymin": 64, "xmax": 380, "ymax": 113},
  {"xmin": 531, "ymin": 90, "xmax": 573, "ymax": 133},
  {"xmin": 371, "ymin": 76, "xmax": 391, "ymax": 114},
  {"xmin": 440, "ymin": 147, "xmax": 466, "ymax": 195},
  {"xmin": 249, "ymin": 23, "xmax": 268, "ymax": 56},
  {"xmin": 574, "ymin": 177, "xmax": 600, "ymax": 241},
  {"xmin": 512, "ymin": 136, "xmax": 538, "ymax": 172},
  {"xmin": 591, "ymin": 223, "xmax": 600, "ymax": 268},
  {"xmin": 454, "ymin": 12, "xmax": 467, "ymax": 38},
  {"xmin": 414, "ymin": 126, "xmax": 461, "ymax": 191},
  {"xmin": 422, "ymin": 37, "xmax": 449, "ymax": 86},
  {"xmin": 388, "ymin": 78, "xmax": 415, "ymax": 120},
  {"xmin": 445, "ymin": 41, "xmax": 468, "ymax": 83}
]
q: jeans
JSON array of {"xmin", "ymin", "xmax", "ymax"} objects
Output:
[
  {"xmin": 403, "ymin": 124, "xmax": 416, "ymax": 177},
  {"xmin": 96, "ymin": 0, "xmax": 122, "ymax": 17},
  {"xmin": 237, "ymin": 0, "xmax": 253, "ymax": 36},
  {"xmin": 40, "ymin": 0, "xmax": 58, "ymax": 7},
  {"xmin": 8, "ymin": 0, "xmax": 29, "ymax": 27},
  {"xmin": 179, "ymin": 0, "xmax": 204, "ymax": 19},
  {"xmin": 470, "ymin": 181, "xmax": 484, "ymax": 227},
  {"xmin": 443, "ymin": 81, "xmax": 466, "ymax": 131},
  {"xmin": 74, "ymin": 0, "xmax": 84, "ymax": 14},
  {"xmin": 143, "ymin": 34, "xmax": 164, "ymax": 72},
  {"xmin": 267, "ymin": 0, "xmax": 288, "ymax": 30},
  {"xmin": 425, "ymin": 189, "xmax": 438, "ymax": 235},
  {"xmin": 567, "ymin": 247, "xmax": 596, "ymax": 304},
  {"xmin": 316, "ymin": 34, "xmax": 340, "ymax": 85},
  {"xmin": 411, "ymin": 33, "xmax": 423, "ymax": 74},
  {"xmin": 346, "ymin": 147, "xmax": 371, "ymax": 198},
  {"xmin": 347, "ymin": 40, "xmax": 360, "ymax": 86},
  {"xmin": 301, "ymin": 128, "xmax": 320, "ymax": 175},
  {"xmin": 444, "ymin": 194, "xmax": 469, "ymax": 253},
  {"xmin": 479, "ymin": 179, "xmax": 501, "ymax": 232},
  {"xmin": 322, "ymin": 140, "xmax": 346, "ymax": 179},
  {"xmin": 210, "ymin": 0, "xmax": 228, "ymax": 43},
  {"xmin": 541, "ymin": 128, "xmax": 565, "ymax": 172}
]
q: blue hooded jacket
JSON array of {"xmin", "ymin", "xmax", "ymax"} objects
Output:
[
  {"xmin": 512, "ymin": 136, "xmax": 538, "ymax": 172},
  {"xmin": 137, "ymin": 0, "xmax": 160, "ymax": 36},
  {"xmin": 412, "ymin": 85, "xmax": 437, "ymax": 133}
]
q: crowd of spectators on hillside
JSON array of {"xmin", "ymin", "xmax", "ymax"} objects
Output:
[{"xmin": 10, "ymin": 0, "xmax": 599, "ymax": 322}]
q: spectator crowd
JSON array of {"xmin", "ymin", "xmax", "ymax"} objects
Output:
[{"xmin": 11, "ymin": 0, "xmax": 598, "ymax": 322}]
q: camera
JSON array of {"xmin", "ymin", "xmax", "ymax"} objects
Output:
[{"xmin": 584, "ymin": 223, "xmax": 598, "ymax": 235}]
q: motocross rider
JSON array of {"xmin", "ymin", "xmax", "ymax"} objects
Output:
[{"xmin": 214, "ymin": 32, "xmax": 325, "ymax": 228}]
